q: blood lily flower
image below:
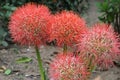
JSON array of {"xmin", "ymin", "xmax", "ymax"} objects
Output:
[
  {"xmin": 9, "ymin": 2, "xmax": 51, "ymax": 47},
  {"xmin": 49, "ymin": 11, "xmax": 87, "ymax": 48},
  {"xmin": 77, "ymin": 23, "xmax": 120, "ymax": 70},
  {"xmin": 9, "ymin": 3, "xmax": 51, "ymax": 80},
  {"xmin": 49, "ymin": 53, "xmax": 89, "ymax": 80}
]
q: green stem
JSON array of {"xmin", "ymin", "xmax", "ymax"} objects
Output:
[
  {"xmin": 35, "ymin": 46, "xmax": 45, "ymax": 80},
  {"xmin": 88, "ymin": 56, "xmax": 95, "ymax": 73},
  {"xmin": 63, "ymin": 44, "xmax": 68, "ymax": 54}
]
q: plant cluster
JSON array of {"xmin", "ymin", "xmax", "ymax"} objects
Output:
[
  {"xmin": 97, "ymin": 0, "xmax": 120, "ymax": 34},
  {"xmin": 9, "ymin": 2, "xmax": 120, "ymax": 80}
]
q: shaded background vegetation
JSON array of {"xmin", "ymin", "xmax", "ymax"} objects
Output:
[{"xmin": 97, "ymin": 0, "xmax": 120, "ymax": 34}]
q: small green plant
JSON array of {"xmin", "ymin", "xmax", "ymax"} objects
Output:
[{"xmin": 97, "ymin": 0, "xmax": 120, "ymax": 34}]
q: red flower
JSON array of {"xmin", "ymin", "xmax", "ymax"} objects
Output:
[
  {"xmin": 49, "ymin": 53, "xmax": 89, "ymax": 80},
  {"xmin": 49, "ymin": 11, "xmax": 87, "ymax": 47},
  {"xmin": 78, "ymin": 23, "xmax": 120, "ymax": 69},
  {"xmin": 9, "ymin": 3, "xmax": 51, "ymax": 46}
]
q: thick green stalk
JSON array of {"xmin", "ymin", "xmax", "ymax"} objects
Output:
[{"xmin": 35, "ymin": 46, "xmax": 45, "ymax": 80}]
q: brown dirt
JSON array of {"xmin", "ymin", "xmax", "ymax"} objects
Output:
[
  {"xmin": 0, "ymin": 45, "xmax": 62, "ymax": 80},
  {"xmin": 84, "ymin": 0, "xmax": 103, "ymax": 26},
  {"xmin": 0, "ymin": 45, "xmax": 120, "ymax": 80}
]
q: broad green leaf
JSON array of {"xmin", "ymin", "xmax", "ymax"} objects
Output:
[
  {"xmin": 2, "ymin": 3, "xmax": 10, "ymax": 10},
  {"xmin": 10, "ymin": 6, "xmax": 16, "ymax": 11},
  {"xmin": 0, "ymin": 27, "xmax": 5, "ymax": 36},
  {"xmin": 5, "ymin": 11, "xmax": 12, "ymax": 18},
  {"xmin": 1, "ymin": 41, "xmax": 8, "ymax": 47},
  {"xmin": 102, "ymin": 2, "xmax": 109, "ymax": 11},
  {"xmin": 108, "ymin": 8, "xmax": 113, "ymax": 13},
  {"xmin": 16, "ymin": 57, "xmax": 32, "ymax": 63},
  {"xmin": 0, "ymin": 12, "xmax": 4, "ymax": 17},
  {"xmin": 4, "ymin": 69, "xmax": 12, "ymax": 75},
  {"xmin": 2, "ymin": 3, "xmax": 16, "ymax": 11}
]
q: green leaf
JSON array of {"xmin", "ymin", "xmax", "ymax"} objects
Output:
[
  {"xmin": 108, "ymin": 8, "xmax": 113, "ymax": 12},
  {"xmin": 2, "ymin": 3, "xmax": 16, "ymax": 11},
  {"xmin": 4, "ymin": 69, "xmax": 12, "ymax": 75},
  {"xmin": 96, "ymin": 2, "xmax": 101, "ymax": 8},
  {"xmin": 16, "ymin": 57, "xmax": 32, "ymax": 63},
  {"xmin": 0, "ymin": 27, "xmax": 5, "ymax": 36},
  {"xmin": 5, "ymin": 11, "xmax": 12, "ymax": 18},
  {"xmin": 10, "ymin": 6, "xmax": 16, "ymax": 11},
  {"xmin": 102, "ymin": 2, "xmax": 109, "ymax": 11},
  {"xmin": 2, "ymin": 3, "xmax": 10, "ymax": 10},
  {"xmin": 0, "ymin": 12, "xmax": 4, "ymax": 17},
  {"xmin": 1, "ymin": 41, "xmax": 8, "ymax": 47}
]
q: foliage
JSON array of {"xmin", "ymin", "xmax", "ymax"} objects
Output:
[
  {"xmin": 97, "ymin": 0, "xmax": 120, "ymax": 34},
  {"xmin": 0, "ymin": 3, "xmax": 16, "ymax": 47},
  {"xmin": 0, "ymin": 0, "xmax": 88, "ymax": 14},
  {"xmin": 42, "ymin": 0, "xmax": 89, "ymax": 14},
  {"xmin": 0, "ymin": 27, "xmax": 8, "ymax": 47}
]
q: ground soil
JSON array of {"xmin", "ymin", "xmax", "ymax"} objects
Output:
[
  {"xmin": 0, "ymin": 0, "xmax": 120, "ymax": 80},
  {"xmin": 0, "ymin": 45, "xmax": 120, "ymax": 80}
]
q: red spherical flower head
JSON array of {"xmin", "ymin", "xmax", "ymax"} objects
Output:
[
  {"xmin": 9, "ymin": 3, "xmax": 51, "ymax": 47},
  {"xmin": 49, "ymin": 11, "xmax": 87, "ymax": 47},
  {"xmin": 78, "ymin": 23, "xmax": 120, "ymax": 69},
  {"xmin": 49, "ymin": 53, "xmax": 89, "ymax": 80}
]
